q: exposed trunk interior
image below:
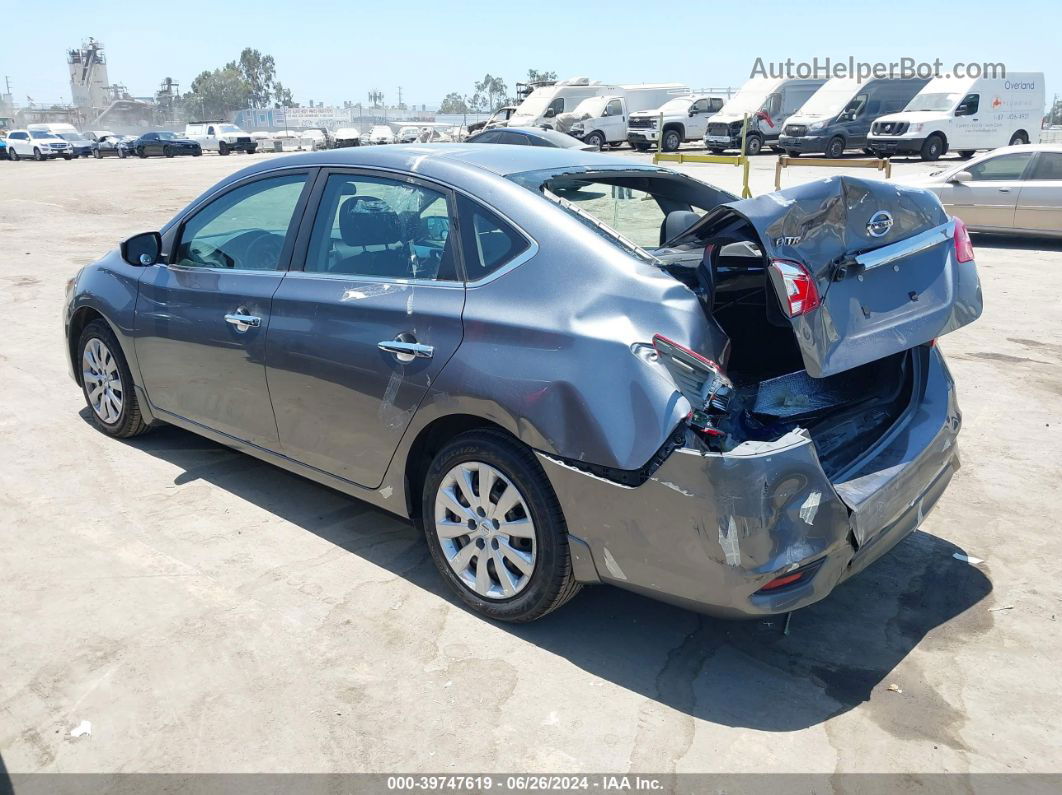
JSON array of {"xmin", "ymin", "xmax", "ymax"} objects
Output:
[{"xmin": 655, "ymin": 229, "xmax": 915, "ymax": 477}]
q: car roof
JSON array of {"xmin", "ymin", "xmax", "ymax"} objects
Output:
[
  {"xmin": 220, "ymin": 143, "xmax": 636, "ymax": 180},
  {"xmin": 985, "ymin": 143, "xmax": 1062, "ymax": 155}
]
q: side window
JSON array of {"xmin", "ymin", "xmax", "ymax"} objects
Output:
[
  {"xmin": 1029, "ymin": 152, "xmax": 1062, "ymax": 180},
  {"xmin": 304, "ymin": 173, "xmax": 457, "ymax": 281},
  {"xmin": 498, "ymin": 131, "xmax": 529, "ymax": 145},
  {"xmin": 692, "ymin": 99, "xmax": 709, "ymax": 113},
  {"xmin": 709, "ymin": 97, "xmax": 725, "ymax": 112},
  {"xmin": 207, "ymin": 126, "xmax": 215, "ymax": 136},
  {"xmin": 967, "ymin": 152, "xmax": 1034, "ymax": 181},
  {"xmin": 956, "ymin": 94, "xmax": 979, "ymax": 116},
  {"xmin": 547, "ymin": 97, "xmax": 564, "ymax": 116},
  {"xmin": 458, "ymin": 195, "xmax": 530, "ymax": 282},
  {"xmin": 549, "ymin": 180, "xmax": 668, "ymax": 248},
  {"xmin": 605, "ymin": 99, "xmax": 623, "ymax": 117},
  {"xmin": 843, "ymin": 94, "xmax": 868, "ymax": 117},
  {"xmin": 764, "ymin": 93, "xmax": 782, "ymax": 116},
  {"xmin": 175, "ymin": 174, "xmax": 307, "ymax": 270}
]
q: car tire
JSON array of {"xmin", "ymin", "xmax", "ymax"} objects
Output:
[
  {"xmin": 920, "ymin": 134, "xmax": 944, "ymax": 161},
  {"xmin": 632, "ymin": 143, "xmax": 649, "ymax": 152},
  {"xmin": 8, "ymin": 147, "xmax": 18, "ymax": 161},
  {"xmin": 137, "ymin": 148, "xmax": 147, "ymax": 158},
  {"xmin": 959, "ymin": 150, "xmax": 976, "ymax": 159},
  {"xmin": 863, "ymin": 148, "xmax": 875, "ymax": 155},
  {"xmin": 661, "ymin": 129, "xmax": 682, "ymax": 152},
  {"xmin": 93, "ymin": 149, "xmax": 102, "ymax": 159},
  {"xmin": 164, "ymin": 145, "xmax": 174, "ymax": 158},
  {"xmin": 583, "ymin": 131, "xmax": 606, "ymax": 149},
  {"xmin": 744, "ymin": 134, "xmax": 763, "ymax": 156},
  {"xmin": 193, "ymin": 149, "xmax": 202, "ymax": 157},
  {"xmin": 421, "ymin": 429, "xmax": 581, "ymax": 623},
  {"xmin": 218, "ymin": 142, "xmax": 229, "ymax": 156},
  {"xmin": 78, "ymin": 319, "xmax": 151, "ymax": 439},
  {"xmin": 1008, "ymin": 131, "xmax": 1028, "ymax": 147},
  {"xmin": 118, "ymin": 148, "xmax": 127, "ymax": 159},
  {"xmin": 825, "ymin": 136, "xmax": 845, "ymax": 159},
  {"xmin": 246, "ymin": 146, "xmax": 256, "ymax": 155},
  {"xmin": 33, "ymin": 147, "xmax": 44, "ymax": 161}
]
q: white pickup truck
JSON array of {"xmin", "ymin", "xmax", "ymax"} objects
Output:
[
  {"xmin": 184, "ymin": 121, "xmax": 257, "ymax": 155},
  {"xmin": 626, "ymin": 94, "xmax": 727, "ymax": 151},
  {"xmin": 566, "ymin": 85, "xmax": 690, "ymax": 148}
]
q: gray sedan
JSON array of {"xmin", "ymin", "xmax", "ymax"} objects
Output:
[
  {"xmin": 64, "ymin": 145, "xmax": 981, "ymax": 622},
  {"xmin": 902, "ymin": 144, "xmax": 1062, "ymax": 237}
]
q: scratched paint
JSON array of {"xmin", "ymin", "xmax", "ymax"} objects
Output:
[
  {"xmin": 799, "ymin": 491, "xmax": 822, "ymax": 525},
  {"xmin": 602, "ymin": 547, "xmax": 628, "ymax": 580},
  {"xmin": 718, "ymin": 516, "xmax": 742, "ymax": 566}
]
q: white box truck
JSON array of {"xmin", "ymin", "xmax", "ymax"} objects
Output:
[
  {"xmin": 565, "ymin": 85, "xmax": 690, "ymax": 147},
  {"xmin": 868, "ymin": 72, "xmax": 1044, "ymax": 161},
  {"xmin": 507, "ymin": 78, "xmax": 687, "ymax": 132}
]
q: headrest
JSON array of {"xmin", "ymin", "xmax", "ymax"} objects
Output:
[{"xmin": 339, "ymin": 196, "xmax": 402, "ymax": 247}]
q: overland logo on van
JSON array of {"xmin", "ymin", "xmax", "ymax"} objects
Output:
[
  {"xmin": 992, "ymin": 96, "xmax": 1003, "ymax": 108},
  {"xmin": 867, "ymin": 211, "xmax": 894, "ymax": 238}
]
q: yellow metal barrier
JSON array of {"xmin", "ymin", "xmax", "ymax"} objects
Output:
[
  {"xmin": 774, "ymin": 155, "xmax": 892, "ymax": 190},
  {"xmin": 652, "ymin": 114, "xmax": 753, "ymax": 198}
]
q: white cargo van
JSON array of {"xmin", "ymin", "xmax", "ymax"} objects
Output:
[
  {"xmin": 566, "ymin": 85, "xmax": 690, "ymax": 147},
  {"xmin": 704, "ymin": 76, "xmax": 826, "ymax": 154},
  {"xmin": 868, "ymin": 72, "xmax": 1044, "ymax": 161},
  {"xmin": 507, "ymin": 77, "xmax": 687, "ymax": 130}
]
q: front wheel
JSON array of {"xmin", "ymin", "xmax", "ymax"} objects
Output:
[
  {"xmin": 920, "ymin": 134, "xmax": 945, "ymax": 161},
  {"xmin": 164, "ymin": 145, "xmax": 174, "ymax": 158},
  {"xmin": 825, "ymin": 136, "xmax": 846, "ymax": 159},
  {"xmin": 78, "ymin": 320, "xmax": 151, "ymax": 438},
  {"xmin": 218, "ymin": 142, "xmax": 229, "ymax": 155},
  {"xmin": 8, "ymin": 148, "xmax": 18, "ymax": 161},
  {"xmin": 421, "ymin": 430, "xmax": 581, "ymax": 623},
  {"xmin": 137, "ymin": 148, "xmax": 147, "ymax": 158},
  {"xmin": 583, "ymin": 131, "xmax": 606, "ymax": 149},
  {"xmin": 94, "ymin": 149, "xmax": 102, "ymax": 159},
  {"xmin": 744, "ymin": 135, "xmax": 763, "ymax": 156},
  {"xmin": 661, "ymin": 129, "xmax": 682, "ymax": 152},
  {"xmin": 1008, "ymin": 131, "xmax": 1028, "ymax": 147},
  {"xmin": 33, "ymin": 147, "xmax": 45, "ymax": 161}
]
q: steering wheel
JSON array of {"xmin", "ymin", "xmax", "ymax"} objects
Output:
[{"xmin": 244, "ymin": 231, "xmax": 285, "ymax": 269}]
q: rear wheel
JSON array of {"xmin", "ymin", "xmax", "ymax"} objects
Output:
[
  {"xmin": 164, "ymin": 145, "xmax": 174, "ymax": 158},
  {"xmin": 8, "ymin": 148, "xmax": 19, "ymax": 161},
  {"xmin": 137, "ymin": 147, "xmax": 147, "ymax": 158},
  {"xmin": 825, "ymin": 136, "xmax": 846, "ymax": 159},
  {"xmin": 1008, "ymin": 131, "xmax": 1028, "ymax": 147},
  {"xmin": 93, "ymin": 148, "xmax": 102, "ymax": 159},
  {"xmin": 920, "ymin": 134, "xmax": 944, "ymax": 161},
  {"xmin": 421, "ymin": 430, "xmax": 580, "ymax": 623},
  {"xmin": 78, "ymin": 320, "xmax": 150, "ymax": 439}
]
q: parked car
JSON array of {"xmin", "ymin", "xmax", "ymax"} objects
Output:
[
  {"xmin": 132, "ymin": 131, "xmax": 202, "ymax": 158},
  {"xmin": 868, "ymin": 72, "xmax": 1044, "ymax": 161},
  {"xmin": 86, "ymin": 130, "xmax": 117, "ymax": 143},
  {"xmin": 466, "ymin": 127, "xmax": 598, "ymax": 150},
  {"xmin": 704, "ymin": 76, "xmax": 826, "ymax": 154},
  {"xmin": 397, "ymin": 125, "xmax": 423, "ymax": 144},
  {"xmin": 334, "ymin": 127, "xmax": 361, "ymax": 147},
  {"xmin": 369, "ymin": 125, "xmax": 395, "ymax": 144},
  {"xmin": 92, "ymin": 134, "xmax": 133, "ymax": 159},
  {"xmin": 29, "ymin": 124, "xmax": 96, "ymax": 157},
  {"xmin": 508, "ymin": 78, "xmax": 688, "ymax": 131},
  {"xmin": 64, "ymin": 146, "xmax": 980, "ymax": 623},
  {"xmin": 627, "ymin": 93, "xmax": 727, "ymax": 152},
  {"xmin": 567, "ymin": 86, "xmax": 691, "ymax": 149},
  {"xmin": 778, "ymin": 77, "xmax": 928, "ymax": 158},
  {"xmin": 184, "ymin": 121, "xmax": 257, "ymax": 155},
  {"xmin": 5, "ymin": 129, "xmax": 74, "ymax": 160},
  {"xmin": 900, "ymin": 144, "xmax": 1062, "ymax": 237}
]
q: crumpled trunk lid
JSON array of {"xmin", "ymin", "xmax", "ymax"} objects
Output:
[{"xmin": 672, "ymin": 176, "xmax": 984, "ymax": 378}]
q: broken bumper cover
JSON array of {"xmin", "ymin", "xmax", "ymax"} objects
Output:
[{"xmin": 538, "ymin": 346, "xmax": 961, "ymax": 618}]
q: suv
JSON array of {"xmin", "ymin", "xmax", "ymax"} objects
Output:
[
  {"xmin": 184, "ymin": 121, "xmax": 257, "ymax": 155},
  {"xmin": 5, "ymin": 129, "xmax": 74, "ymax": 160},
  {"xmin": 627, "ymin": 94, "xmax": 727, "ymax": 152}
]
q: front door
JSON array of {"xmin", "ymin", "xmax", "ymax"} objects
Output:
[
  {"xmin": 266, "ymin": 170, "xmax": 466, "ymax": 488},
  {"xmin": 135, "ymin": 171, "xmax": 313, "ymax": 447},
  {"xmin": 945, "ymin": 150, "xmax": 1035, "ymax": 228}
]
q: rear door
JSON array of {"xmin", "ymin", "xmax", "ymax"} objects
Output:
[
  {"xmin": 948, "ymin": 150, "xmax": 1036, "ymax": 228},
  {"xmin": 1014, "ymin": 151, "xmax": 1062, "ymax": 233},
  {"xmin": 264, "ymin": 169, "xmax": 466, "ymax": 488},
  {"xmin": 135, "ymin": 170, "xmax": 314, "ymax": 447}
]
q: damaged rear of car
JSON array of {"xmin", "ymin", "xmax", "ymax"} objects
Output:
[{"xmin": 512, "ymin": 170, "xmax": 982, "ymax": 617}]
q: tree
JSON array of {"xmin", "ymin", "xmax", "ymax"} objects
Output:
[
  {"xmin": 272, "ymin": 81, "xmax": 295, "ymax": 108},
  {"xmin": 237, "ymin": 48, "xmax": 276, "ymax": 108},
  {"xmin": 526, "ymin": 69, "xmax": 557, "ymax": 84},
  {"xmin": 439, "ymin": 92, "xmax": 469, "ymax": 114},
  {"xmin": 185, "ymin": 66, "xmax": 249, "ymax": 119},
  {"xmin": 474, "ymin": 74, "xmax": 509, "ymax": 112}
]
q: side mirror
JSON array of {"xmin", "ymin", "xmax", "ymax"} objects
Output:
[
  {"xmin": 121, "ymin": 231, "xmax": 162, "ymax": 266},
  {"xmin": 661, "ymin": 210, "xmax": 701, "ymax": 245},
  {"xmin": 949, "ymin": 171, "xmax": 973, "ymax": 183},
  {"xmin": 543, "ymin": 108, "xmax": 556, "ymax": 119},
  {"xmin": 688, "ymin": 109, "xmax": 696, "ymax": 117}
]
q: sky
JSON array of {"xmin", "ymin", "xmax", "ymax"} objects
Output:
[{"xmin": 3, "ymin": 0, "xmax": 1060, "ymax": 110}]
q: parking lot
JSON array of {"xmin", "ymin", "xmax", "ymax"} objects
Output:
[{"xmin": 1, "ymin": 148, "xmax": 1060, "ymax": 777}]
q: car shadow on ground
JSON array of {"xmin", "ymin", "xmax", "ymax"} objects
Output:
[{"xmin": 114, "ymin": 419, "xmax": 993, "ymax": 734}]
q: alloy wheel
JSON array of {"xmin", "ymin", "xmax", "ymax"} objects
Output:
[
  {"xmin": 82, "ymin": 337, "xmax": 124, "ymax": 424},
  {"xmin": 433, "ymin": 461, "xmax": 537, "ymax": 599}
]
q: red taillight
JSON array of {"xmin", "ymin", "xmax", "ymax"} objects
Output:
[
  {"xmin": 769, "ymin": 259, "xmax": 820, "ymax": 317},
  {"xmin": 759, "ymin": 572, "xmax": 805, "ymax": 591},
  {"xmin": 953, "ymin": 216, "xmax": 975, "ymax": 263}
]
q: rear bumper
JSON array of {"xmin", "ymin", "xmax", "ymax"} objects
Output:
[
  {"xmin": 539, "ymin": 346, "xmax": 961, "ymax": 618},
  {"xmin": 868, "ymin": 136, "xmax": 925, "ymax": 155}
]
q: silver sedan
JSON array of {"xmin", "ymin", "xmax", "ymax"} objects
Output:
[{"xmin": 902, "ymin": 144, "xmax": 1062, "ymax": 237}]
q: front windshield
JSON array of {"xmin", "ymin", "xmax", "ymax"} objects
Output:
[
  {"xmin": 796, "ymin": 85, "xmax": 858, "ymax": 118},
  {"xmin": 59, "ymin": 133, "xmax": 90, "ymax": 142},
  {"xmin": 904, "ymin": 92, "xmax": 961, "ymax": 112},
  {"xmin": 658, "ymin": 97, "xmax": 693, "ymax": 114},
  {"xmin": 723, "ymin": 89, "xmax": 772, "ymax": 115},
  {"xmin": 514, "ymin": 91, "xmax": 555, "ymax": 117},
  {"xmin": 573, "ymin": 97, "xmax": 606, "ymax": 117},
  {"xmin": 29, "ymin": 131, "xmax": 55, "ymax": 139},
  {"xmin": 156, "ymin": 132, "xmax": 178, "ymax": 140},
  {"xmin": 218, "ymin": 124, "xmax": 241, "ymax": 133}
]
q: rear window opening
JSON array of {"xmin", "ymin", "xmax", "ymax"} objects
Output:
[{"xmin": 656, "ymin": 216, "xmax": 916, "ymax": 475}]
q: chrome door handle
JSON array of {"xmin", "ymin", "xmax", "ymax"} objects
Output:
[
  {"xmin": 224, "ymin": 312, "xmax": 261, "ymax": 332},
  {"xmin": 998, "ymin": 188, "xmax": 1011, "ymax": 193},
  {"xmin": 378, "ymin": 340, "xmax": 434, "ymax": 362}
]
